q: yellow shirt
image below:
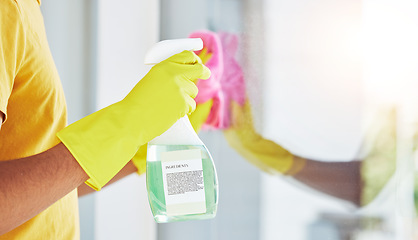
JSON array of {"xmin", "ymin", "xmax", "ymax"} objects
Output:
[{"xmin": 0, "ymin": 0, "xmax": 79, "ymax": 239}]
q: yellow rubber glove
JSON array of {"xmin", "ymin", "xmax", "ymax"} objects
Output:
[
  {"xmin": 223, "ymin": 101, "xmax": 305, "ymax": 175},
  {"xmin": 57, "ymin": 51, "xmax": 211, "ymax": 190},
  {"xmin": 132, "ymin": 48, "xmax": 214, "ymax": 175}
]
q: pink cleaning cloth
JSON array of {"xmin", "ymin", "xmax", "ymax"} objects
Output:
[
  {"xmin": 217, "ymin": 32, "xmax": 246, "ymax": 127},
  {"xmin": 189, "ymin": 31, "xmax": 224, "ymax": 104},
  {"xmin": 189, "ymin": 31, "xmax": 246, "ymax": 129}
]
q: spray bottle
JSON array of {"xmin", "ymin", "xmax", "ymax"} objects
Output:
[{"xmin": 144, "ymin": 38, "xmax": 219, "ymax": 223}]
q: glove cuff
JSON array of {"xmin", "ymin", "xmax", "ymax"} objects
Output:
[
  {"xmin": 57, "ymin": 103, "xmax": 141, "ymax": 191},
  {"xmin": 284, "ymin": 156, "xmax": 306, "ymax": 176},
  {"xmin": 131, "ymin": 144, "xmax": 147, "ymax": 176}
]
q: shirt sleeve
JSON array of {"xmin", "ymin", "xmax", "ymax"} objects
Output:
[{"xmin": 0, "ymin": 0, "xmax": 26, "ymax": 123}]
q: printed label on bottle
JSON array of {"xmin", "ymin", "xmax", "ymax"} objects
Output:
[{"xmin": 161, "ymin": 149, "xmax": 206, "ymax": 216}]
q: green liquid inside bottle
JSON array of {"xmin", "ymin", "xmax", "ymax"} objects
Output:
[{"xmin": 146, "ymin": 144, "xmax": 218, "ymax": 223}]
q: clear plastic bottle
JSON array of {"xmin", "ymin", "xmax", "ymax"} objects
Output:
[{"xmin": 144, "ymin": 39, "xmax": 219, "ymax": 223}]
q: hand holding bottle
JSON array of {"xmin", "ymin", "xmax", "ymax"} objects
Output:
[{"xmin": 57, "ymin": 50, "xmax": 210, "ymax": 190}]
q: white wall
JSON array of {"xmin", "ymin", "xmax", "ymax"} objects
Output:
[
  {"xmin": 262, "ymin": 0, "xmax": 364, "ymax": 162},
  {"xmin": 94, "ymin": 1, "xmax": 159, "ymax": 240}
]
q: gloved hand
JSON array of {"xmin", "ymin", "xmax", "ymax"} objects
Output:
[
  {"xmin": 132, "ymin": 48, "xmax": 214, "ymax": 175},
  {"xmin": 57, "ymin": 51, "xmax": 211, "ymax": 190},
  {"xmin": 223, "ymin": 100, "xmax": 305, "ymax": 175}
]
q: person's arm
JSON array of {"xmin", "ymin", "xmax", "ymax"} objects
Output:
[
  {"xmin": 0, "ymin": 110, "xmax": 88, "ymax": 234},
  {"xmin": 78, "ymin": 160, "xmax": 137, "ymax": 197},
  {"xmin": 292, "ymin": 156, "xmax": 363, "ymax": 206},
  {"xmin": 224, "ymin": 101, "xmax": 363, "ymax": 206},
  {"xmin": 0, "ymin": 141, "xmax": 88, "ymax": 235}
]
